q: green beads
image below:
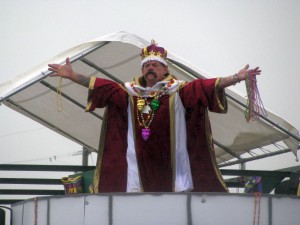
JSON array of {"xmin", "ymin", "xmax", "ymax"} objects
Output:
[{"xmin": 151, "ymin": 99, "xmax": 160, "ymax": 111}]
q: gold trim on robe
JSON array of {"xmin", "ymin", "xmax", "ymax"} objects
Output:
[
  {"xmin": 204, "ymin": 109, "xmax": 228, "ymax": 191},
  {"xmin": 214, "ymin": 77, "xmax": 228, "ymax": 113},
  {"xmin": 205, "ymin": 78, "xmax": 229, "ymax": 191},
  {"xmin": 169, "ymin": 93, "xmax": 176, "ymax": 192},
  {"xmin": 129, "ymin": 95, "xmax": 144, "ymax": 192},
  {"xmin": 85, "ymin": 76, "xmax": 97, "ymax": 112},
  {"xmin": 93, "ymin": 108, "xmax": 108, "ymax": 193}
]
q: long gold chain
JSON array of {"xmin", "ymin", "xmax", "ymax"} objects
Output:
[{"xmin": 132, "ymin": 79, "xmax": 175, "ymax": 140}]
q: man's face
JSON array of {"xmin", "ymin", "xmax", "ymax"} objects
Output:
[{"xmin": 142, "ymin": 61, "xmax": 168, "ymax": 87}]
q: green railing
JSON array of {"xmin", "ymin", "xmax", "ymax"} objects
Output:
[
  {"xmin": 0, "ymin": 164, "xmax": 94, "ymax": 205},
  {"xmin": 0, "ymin": 164, "xmax": 299, "ymax": 205}
]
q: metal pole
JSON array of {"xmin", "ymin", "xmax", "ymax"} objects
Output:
[
  {"xmin": 219, "ymin": 148, "xmax": 292, "ymax": 168},
  {"xmin": 82, "ymin": 146, "xmax": 90, "ymax": 166}
]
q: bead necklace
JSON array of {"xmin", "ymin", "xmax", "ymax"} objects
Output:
[
  {"xmin": 253, "ymin": 192, "xmax": 261, "ymax": 225},
  {"xmin": 136, "ymin": 100, "xmax": 155, "ymax": 141},
  {"xmin": 34, "ymin": 197, "xmax": 38, "ymax": 225},
  {"xmin": 132, "ymin": 79, "xmax": 175, "ymax": 140}
]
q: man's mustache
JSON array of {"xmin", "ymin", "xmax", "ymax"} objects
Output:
[{"xmin": 145, "ymin": 71, "xmax": 157, "ymax": 77}]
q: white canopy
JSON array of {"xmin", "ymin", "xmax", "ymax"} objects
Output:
[{"xmin": 0, "ymin": 31, "xmax": 299, "ymax": 165}]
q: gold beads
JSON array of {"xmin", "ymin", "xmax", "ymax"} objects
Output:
[{"xmin": 137, "ymin": 99, "xmax": 146, "ymax": 111}]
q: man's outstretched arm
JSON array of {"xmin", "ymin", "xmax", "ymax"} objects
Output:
[
  {"xmin": 218, "ymin": 64, "xmax": 262, "ymax": 89},
  {"xmin": 48, "ymin": 57, "xmax": 90, "ymax": 88}
]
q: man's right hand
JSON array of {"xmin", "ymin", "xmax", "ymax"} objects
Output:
[
  {"xmin": 48, "ymin": 57, "xmax": 90, "ymax": 87},
  {"xmin": 48, "ymin": 57, "xmax": 74, "ymax": 79}
]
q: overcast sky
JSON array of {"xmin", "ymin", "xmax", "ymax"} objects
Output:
[{"xmin": 0, "ymin": 0, "xmax": 299, "ymax": 170}]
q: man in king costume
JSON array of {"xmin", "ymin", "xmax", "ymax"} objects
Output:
[{"xmin": 48, "ymin": 41, "xmax": 261, "ymax": 193}]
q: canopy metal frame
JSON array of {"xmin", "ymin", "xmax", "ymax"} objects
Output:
[{"xmin": 0, "ymin": 40, "xmax": 299, "ymax": 167}]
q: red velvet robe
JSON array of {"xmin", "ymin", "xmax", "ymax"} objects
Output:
[{"xmin": 86, "ymin": 75, "xmax": 228, "ymax": 192}]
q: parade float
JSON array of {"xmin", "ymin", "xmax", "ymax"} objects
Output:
[{"xmin": 0, "ymin": 31, "xmax": 299, "ymax": 225}]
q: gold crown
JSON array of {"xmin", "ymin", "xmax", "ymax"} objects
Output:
[{"xmin": 140, "ymin": 40, "xmax": 167, "ymax": 65}]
